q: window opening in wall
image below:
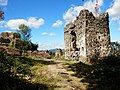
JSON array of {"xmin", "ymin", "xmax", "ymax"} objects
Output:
[
  {"xmin": 82, "ymin": 47, "xmax": 84, "ymax": 51},
  {"xmin": 98, "ymin": 36, "xmax": 100, "ymax": 39},
  {"xmin": 70, "ymin": 31, "xmax": 76, "ymax": 50}
]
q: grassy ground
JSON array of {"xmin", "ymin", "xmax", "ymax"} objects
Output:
[
  {"xmin": 0, "ymin": 51, "xmax": 86, "ymax": 90},
  {"xmin": 1, "ymin": 51, "xmax": 120, "ymax": 90},
  {"xmin": 0, "ymin": 51, "xmax": 56, "ymax": 90}
]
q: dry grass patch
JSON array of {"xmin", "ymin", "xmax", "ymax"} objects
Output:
[{"xmin": 30, "ymin": 64, "xmax": 61, "ymax": 88}]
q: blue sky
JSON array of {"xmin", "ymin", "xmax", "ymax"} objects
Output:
[{"xmin": 0, "ymin": 0, "xmax": 120, "ymax": 50}]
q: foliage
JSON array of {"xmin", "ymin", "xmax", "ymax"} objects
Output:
[
  {"xmin": 19, "ymin": 24, "xmax": 31, "ymax": 41},
  {"xmin": 0, "ymin": 51, "xmax": 43, "ymax": 89},
  {"xmin": 17, "ymin": 24, "xmax": 38, "ymax": 52},
  {"xmin": 48, "ymin": 51, "xmax": 55, "ymax": 59},
  {"xmin": 0, "ymin": 51, "xmax": 31, "ymax": 75},
  {"xmin": 111, "ymin": 42, "xmax": 120, "ymax": 56},
  {"xmin": 13, "ymin": 32, "xmax": 21, "ymax": 39},
  {"xmin": 30, "ymin": 42, "xmax": 38, "ymax": 52},
  {"xmin": 111, "ymin": 42, "xmax": 120, "ymax": 50},
  {"xmin": 15, "ymin": 40, "xmax": 31, "ymax": 51},
  {"xmin": 0, "ymin": 10, "xmax": 4, "ymax": 20},
  {"xmin": 15, "ymin": 40, "xmax": 38, "ymax": 52}
]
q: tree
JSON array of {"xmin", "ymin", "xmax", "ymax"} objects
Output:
[
  {"xmin": 19, "ymin": 24, "xmax": 31, "ymax": 41},
  {"xmin": 0, "ymin": 10, "xmax": 4, "ymax": 20},
  {"xmin": 15, "ymin": 40, "xmax": 31, "ymax": 55},
  {"xmin": 16, "ymin": 24, "xmax": 38, "ymax": 54},
  {"xmin": 30, "ymin": 42, "xmax": 38, "ymax": 52},
  {"xmin": 111, "ymin": 42, "xmax": 120, "ymax": 56},
  {"xmin": 15, "ymin": 40, "xmax": 30, "ymax": 50},
  {"xmin": 13, "ymin": 33, "xmax": 21, "ymax": 39}
]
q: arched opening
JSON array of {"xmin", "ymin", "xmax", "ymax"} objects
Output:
[{"xmin": 70, "ymin": 31, "xmax": 76, "ymax": 51}]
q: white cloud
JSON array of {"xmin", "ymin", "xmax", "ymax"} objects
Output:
[
  {"xmin": 28, "ymin": 17, "xmax": 44, "ymax": 29},
  {"xmin": 106, "ymin": 0, "xmax": 120, "ymax": 20},
  {"xmin": 63, "ymin": 6, "xmax": 82, "ymax": 24},
  {"xmin": 38, "ymin": 42, "xmax": 64, "ymax": 50},
  {"xmin": 63, "ymin": 0, "xmax": 103, "ymax": 24},
  {"xmin": 6, "ymin": 17, "xmax": 44, "ymax": 30},
  {"xmin": 7, "ymin": 19, "xmax": 28, "ymax": 30},
  {"xmin": 41, "ymin": 32, "xmax": 56, "ymax": 36},
  {"xmin": 0, "ymin": 0, "xmax": 8, "ymax": 5},
  {"xmin": 106, "ymin": 0, "xmax": 120, "ymax": 34},
  {"xmin": 41, "ymin": 32, "xmax": 48, "ymax": 35},
  {"xmin": 52, "ymin": 20, "xmax": 63, "ymax": 28},
  {"xmin": 49, "ymin": 33, "xmax": 56, "ymax": 36}
]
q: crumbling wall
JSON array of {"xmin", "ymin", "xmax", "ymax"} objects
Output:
[
  {"xmin": 64, "ymin": 10, "xmax": 88, "ymax": 60},
  {"xmin": 64, "ymin": 9, "xmax": 111, "ymax": 64},
  {"xmin": 55, "ymin": 49, "xmax": 63, "ymax": 59},
  {"xmin": 85, "ymin": 12, "xmax": 111, "ymax": 63},
  {"xmin": 64, "ymin": 23, "xmax": 76, "ymax": 59}
]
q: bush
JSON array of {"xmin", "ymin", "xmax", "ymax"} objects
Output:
[{"xmin": 0, "ymin": 51, "xmax": 32, "ymax": 76}]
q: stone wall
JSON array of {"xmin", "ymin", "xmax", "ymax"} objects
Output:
[
  {"xmin": 64, "ymin": 9, "xmax": 111, "ymax": 64},
  {"xmin": 0, "ymin": 32, "xmax": 21, "ymax": 48},
  {"xmin": 85, "ymin": 11, "xmax": 111, "ymax": 63},
  {"xmin": 0, "ymin": 45, "xmax": 51, "ymax": 59},
  {"xmin": 0, "ymin": 32, "xmax": 20, "ymax": 40}
]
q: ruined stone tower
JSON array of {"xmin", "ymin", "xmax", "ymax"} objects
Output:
[{"xmin": 64, "ymin": 9, "xmax": 111, "ymax": 64}]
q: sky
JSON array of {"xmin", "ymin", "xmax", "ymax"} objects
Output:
[{"xmin": 0, "ymin": 0, "xmax": 120, "ymax": 50}]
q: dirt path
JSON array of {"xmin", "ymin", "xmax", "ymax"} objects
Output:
[{"xmin": 47, "ymin": 60, "xmax": 88, "ymax": 90}]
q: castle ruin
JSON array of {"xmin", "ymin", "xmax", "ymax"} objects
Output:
[{"xmin": 64, "ymin": 9, "xmax": 111, "ymax": 64}]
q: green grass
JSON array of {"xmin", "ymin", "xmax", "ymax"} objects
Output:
[
  {"xmin": 2, "ymin": 50, "xmax": 120, "ymax": 90},
  {"xmin": 0, "ymin": 51, "xmax": 57, "ymax": 90}
]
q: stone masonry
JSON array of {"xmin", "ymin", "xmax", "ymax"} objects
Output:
[{"xmin": 64, "ymin": 9, "xmax": 111, "ymax": 64}]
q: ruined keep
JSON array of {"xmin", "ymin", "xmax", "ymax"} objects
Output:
[{"xmin": 64, "ymin": 9, "xmax": 111, "ymax": 64}]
